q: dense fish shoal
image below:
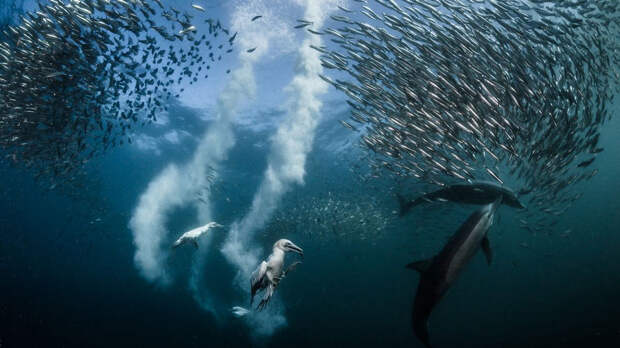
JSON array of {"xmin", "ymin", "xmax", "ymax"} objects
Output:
[{"xmin": 314, "ymin": 0, "xmax": 619, "ymax": 217}]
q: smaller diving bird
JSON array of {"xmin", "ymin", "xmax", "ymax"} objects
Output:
[
  {"xmin": 231, "ymin": 306, "xmax": 250, "ymax": 317},
  {"xmin": 250, "ymin": 239, "xmax": 303, "ymax": 311},
  {"xmin": 172, "ymin": 222, "xmax": 223, "ymax": 249}
]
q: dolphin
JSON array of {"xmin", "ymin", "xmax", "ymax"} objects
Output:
[
  {"xmin": 171, "ymin": 222, "xmax": 223, "ymax": 249},
  {"xmin": 250, "ymin": 239, "xmax": 303, "ymax": 311},
  {"xmin": 398, "ymin": 181, "xmax": 524, "ymax": 216},
  {"xmin": 407, "ymin": 198, "xmax": 501, "ymax": 347}
]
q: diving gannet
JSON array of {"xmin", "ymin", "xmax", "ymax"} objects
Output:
[
  {"xmin": 172, "ymin": 222, "xmax": 223, "ymax": 249},
  {"xmin": 250, "ymin": 239, "xmax": 303, "ymax": 311}
]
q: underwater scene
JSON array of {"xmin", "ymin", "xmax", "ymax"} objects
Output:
[{"xmin": 0, "ymin": 0, "xmax": 619, "ymax": 347}]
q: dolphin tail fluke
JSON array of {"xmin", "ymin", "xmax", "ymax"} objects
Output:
[{"xmin": 413, "ymin": 315, "xmax": 432, "ymax": 348}]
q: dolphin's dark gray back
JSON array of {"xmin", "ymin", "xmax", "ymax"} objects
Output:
[{"xmin": 398, "ymin": 181, "xmax": 523, "ymax": 216}]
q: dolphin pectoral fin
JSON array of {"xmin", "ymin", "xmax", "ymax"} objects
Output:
[
  {"xmin": 406, "ymin": 258, "xmax": 432, "ymax": 273},
  {"xmin": 192, "ymin": 240, "xmax": 199, "ymax": 249},
  {"xmin": 481, "ymin": 237, "xmax": 492, "ymax": 265}
]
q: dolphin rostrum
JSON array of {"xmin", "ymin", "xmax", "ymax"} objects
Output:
[
  {"xmin": 250, "ymin": 239, "xmax": 303, "ymax": 311},
  {"xmin": 398, "ymin": 181, "xmax": 524, "ymax": 216},
  {"xmin": 171, "ymin": 222, "xmax": 223, "ymax": 249},
  {"xmin": 407, "ymin": 198, "xmax": 501, "ymax": 347}
]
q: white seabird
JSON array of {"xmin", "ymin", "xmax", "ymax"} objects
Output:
[
  {"xmin": 231, "ymin": 306, "xmax": 250, "ymax": 317},
  {"xmin": 172, "ymin": 222, "xmax": 223, "ymax": 249},
  {"xmin": 250, "ymin": 239, "xmax": 303, "ymax": 311}
]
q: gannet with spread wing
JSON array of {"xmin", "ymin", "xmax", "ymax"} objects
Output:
[{"xmin": 250, "ymin": 239, "xmax": 303, "ymax": 311}]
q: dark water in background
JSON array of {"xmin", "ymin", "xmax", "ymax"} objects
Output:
[{"xmin": 1, "ymin": 2, "xmax": 620, "ymax": 348}]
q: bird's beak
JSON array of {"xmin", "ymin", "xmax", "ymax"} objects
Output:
[{"xmin": 287, "ymin": 242, "xmax": 303, "ymax": 256}]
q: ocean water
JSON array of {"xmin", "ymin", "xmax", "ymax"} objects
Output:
[{"xmin": 1, "ymin": 1, "xmax": 620, "ymax": 348}]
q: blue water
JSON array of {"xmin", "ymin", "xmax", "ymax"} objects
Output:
[
  {"xmin": 2, "ymin": 1, "xmax": 620, "ymax": 347},
  {"xmin": 2, "ymin": 99, "xmax": 619, "ymax": 347}
]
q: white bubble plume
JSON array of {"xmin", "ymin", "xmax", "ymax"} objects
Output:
[
  {"xmin": 129, "ymin": 0, "xmax": 294, "ymax": 316},
  {"xmin": 129, "ymin": 60, "xmax": 250, "ymax": 287},
  {"xmin": 188, "ymin": 0, "xmax": 296, "ymax": 315},
  {"xmin": 221, "ymin": 0, "xmax": 340, "ymax": 336}
]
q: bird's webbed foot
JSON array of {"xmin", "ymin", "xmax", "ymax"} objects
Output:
[{"xmin": 256, "ymin": 285, "xmax": 274, "ymax": 311}]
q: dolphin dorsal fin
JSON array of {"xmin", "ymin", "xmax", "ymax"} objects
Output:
[{"xmin": 405, "ymin": 258, "xmax": 432, "ymax": 273}]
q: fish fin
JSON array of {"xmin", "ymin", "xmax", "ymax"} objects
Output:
[
  {"xmin": 192, "ymin": 240, "xmax": 199, "ymax": 249},
  {"xmin": 405, "ymin": 259, "xmax": 432, "ymax": 273},
  {"xmin": 481, "ymin": 237, "xmax": 492, "ymax": 265}
]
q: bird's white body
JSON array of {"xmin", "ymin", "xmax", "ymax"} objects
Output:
[
  {"xmin": 264, "ymin": 247, "xmax": 286, "ymax": 282},
  {"xmin": 172, "ymin": 222, "xmax": 223, "ymax": 248},
  {"xmin": 231, "ymin": 306, "xmax": 250, "ymax": 317},
  {"xmin": 250, "ymin": 239, "xmax": 303, "ymax": 310}
]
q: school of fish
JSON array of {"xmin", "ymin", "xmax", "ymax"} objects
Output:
[
  {"xmin": 309, "ymin": 0, "xmax": 619, "ymax": 217},
  {"xmin": 0, "ymin": 0, "xmax": 236, "ymax": 185}
]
